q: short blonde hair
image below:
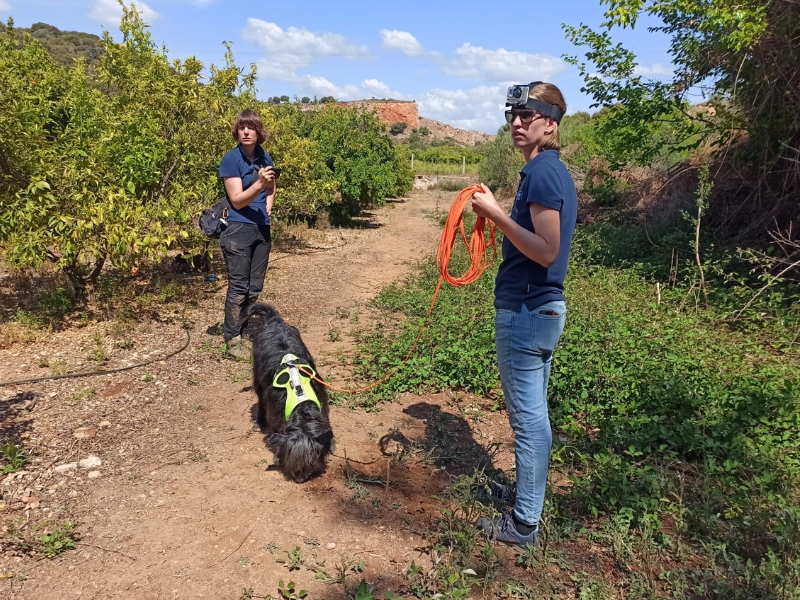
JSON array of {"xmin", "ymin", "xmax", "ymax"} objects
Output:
[
  {"xmin": 232, "ymin": 109, "xmax": 267, "ymax": 145},
  {"xmin": 529, "ymin": 83, "xmax": 566, "ymax": 151}
]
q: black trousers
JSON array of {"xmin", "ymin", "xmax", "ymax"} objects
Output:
[{"xmin": 219, "ymin": 222, "xmax": 272, "ymax": 341}]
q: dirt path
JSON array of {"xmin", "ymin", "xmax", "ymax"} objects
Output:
[{"xmin": 0, "ymin": 189, "xmax": 520, "ymax": 599}]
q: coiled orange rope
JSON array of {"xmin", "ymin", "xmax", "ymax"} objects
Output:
[{"xmin": 304, "ymin": 184, "xmax": 497, "ymax": 393}]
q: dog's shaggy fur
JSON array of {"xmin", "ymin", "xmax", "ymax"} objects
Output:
[{"xmin": 242, "ymin": 302, "xmax": 334, "ymax": 482}]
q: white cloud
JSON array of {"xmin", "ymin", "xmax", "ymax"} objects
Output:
[
  {"xmin": 634, "ymin": 63, "xmax": 673, "ymax": 79},
  {"xmin": 295, "ymin": 75, "xmax": 406, "ymax": 101},
  {"xmin": 380, "ymin": 29, "xmax": 427, "ymax": 57},
  {"xmin": 380, "ymin": 31, "xmax": 565, "ymax": 84},
  {"xmin": 244, "ymin": 19, "xmax": 372, "ymax": 81},
  {"xmin": 418, "ymin": 85, "xmax": 507, "ymax": 133},
  {"xmin": 442, "ymin": 43, "xmax": 565, "ymax": 82},
  {"xmin": 0, "ymin": 1, "xmax": 11, "ymax": 13},
  {"xmin": 88, "ymin": 0, "xmax": 160, "ymax": 27}
]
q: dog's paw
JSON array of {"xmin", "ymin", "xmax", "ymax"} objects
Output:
[{"xmin": 253, "ymin": 422, "xmax": 266, "ymax": 433}]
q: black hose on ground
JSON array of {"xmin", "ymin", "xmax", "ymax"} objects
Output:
[{"xmin": 0, "ymin": 327, "xmax": 191, "ymax": 387}]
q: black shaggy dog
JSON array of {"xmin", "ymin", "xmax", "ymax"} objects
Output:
[{"xmin": 242, "ymin": 302, "xmax": 335, "ymax": 482}]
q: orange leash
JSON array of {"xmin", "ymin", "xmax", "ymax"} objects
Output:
[{"xmin": 301, "ymin": 184, "xmax": 497, "ymax": 394}]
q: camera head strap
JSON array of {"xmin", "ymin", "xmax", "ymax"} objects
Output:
[{"xmin": 506, "ymin": 81, "xmax": 564, "ymax": 124}]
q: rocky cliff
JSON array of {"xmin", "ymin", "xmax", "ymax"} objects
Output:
[{"xmin": 341, "ymin": 100, "xmax": 419, "ymax": 129}]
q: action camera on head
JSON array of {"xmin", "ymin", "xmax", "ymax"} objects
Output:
[
  {"xmin": 505, "ymin": 81, "xmax": 564, "ymax": 124},
  {"xmin": 506, "ymin": 84, "xmax": 531, "ymax": 106}
]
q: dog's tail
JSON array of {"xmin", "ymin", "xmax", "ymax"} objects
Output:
[{"xmin": 240, "ymin": 302, "xmax": 281, "ymax": 326}]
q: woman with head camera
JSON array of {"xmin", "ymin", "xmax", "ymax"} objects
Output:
[
  {"xmin": 471, "ymin": 82, "xmax": 578, "ymax": 547},
  {"xmin": 218, "ymin": 109, "xmax": 278, "ymax": 360}
]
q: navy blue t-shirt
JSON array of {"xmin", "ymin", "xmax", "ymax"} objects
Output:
[
  {"xmin": 494, "ymin": 149, "xmax": 578, "ymax": 311},
  {"xmin": 218, "ymin": 144, "xmax": 274, "ymax": 226}
]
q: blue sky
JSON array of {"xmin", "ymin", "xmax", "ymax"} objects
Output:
[{"xmin": 1, "ymin": 0, "xmax": 675, "ymax": 134}]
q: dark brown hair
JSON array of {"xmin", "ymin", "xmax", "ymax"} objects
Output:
[
  {"xmin": 231, "ymin": 109, "xmax": 267, "ymax": 145},
  {"xmin": 529, "ymin": 83, "xmax": 566, "ymax": 151}
]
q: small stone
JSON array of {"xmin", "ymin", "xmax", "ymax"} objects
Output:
[
  {"xmin": 54, "ymin": 463, "xmax": 78, "ymax": 474},
  {"xmin": 98, "ymin": 421, "xmax": 112, "ymax": 428},
  {"xmin": 326, "ymin": 542, "xmax": 336, "ymax": 550},
  {"xmin": 87, "ymin": 471, "xmax": 101, "ymax": 479},
  {"xmin": 49, "ymin": 392, "xmax": 57, "ymax": 397},
  {"xmin": 73, "ymin": 427, "xmax": 97, "ymax": 439},
  {"xmin": 79, "ymin": 455, "xmax": 102, "ymax": 469},
  {"xmin": 22, "ymin": 496, "xmax": 40, "ymax": 509}
]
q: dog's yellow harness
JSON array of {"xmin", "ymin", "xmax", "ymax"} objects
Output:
[{"xmin": 272, "ymin": 353, "xmax": 321, "ymax": 420}]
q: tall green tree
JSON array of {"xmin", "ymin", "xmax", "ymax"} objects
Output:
[{"xmin": 564, "ymin": 0, "xmax": 800, "ymax": 180}]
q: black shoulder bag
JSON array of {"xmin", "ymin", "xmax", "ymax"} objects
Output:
[{"xmin": 199, "ymin": 196, "xmax": 230, "ymax": 239}]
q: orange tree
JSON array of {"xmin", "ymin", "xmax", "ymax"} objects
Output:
[
  {"xmin": 0, "ymin": 5, "xmax": 348, "ymax": 294},
  {"xmin": 288, "ymin": 103, "xmax": 414, "ymax": 222}
]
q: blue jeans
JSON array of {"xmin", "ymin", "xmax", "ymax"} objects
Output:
[{"xmin": 495, "ymin": 300, "xmax": 567, "ymax": 526}]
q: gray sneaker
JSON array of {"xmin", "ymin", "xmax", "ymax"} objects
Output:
[
  {"xmin": 226, "ymin": 335, "xmax": 252, "ymax": 361},
  {"xmin": 487, "ymin": 480, "xmax": 517, "ymax": 505},
  {"xmin": 477, "ymin": 511, "xmax": 539, "ymax": 547}
]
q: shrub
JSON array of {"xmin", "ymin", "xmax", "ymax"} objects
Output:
[
  {"xmin": 390, "ymin": 121, "xmax": 408, "ymax": 135},
  {"xmin": 292, "ymin": 104, "xmax": 413, "ymax": 221},
  {"xmin": 477, "ymin": 128, "xmax": 524, "ymax": 191}
]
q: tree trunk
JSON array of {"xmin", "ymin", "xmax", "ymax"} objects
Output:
[{"xmin": 60, "ymin": 253, "xmax": 107, "ymax": 300}]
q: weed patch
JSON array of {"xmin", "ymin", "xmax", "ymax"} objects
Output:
[
  {"xmin": 0, "ymin": 438, "xmax": 28, "ymax": 474},
  {"xmin": 40, "ymin": 522, "xmax": 76, "ymax": 558}
]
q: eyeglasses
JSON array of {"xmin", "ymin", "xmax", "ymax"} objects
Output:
[{"xmin": 505, "ymin": 110, "xmax": 544, "ymax": 124}]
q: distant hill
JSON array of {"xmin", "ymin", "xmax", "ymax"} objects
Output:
[
  {"xmin": 415, "ymin": 117, "xmax": 494, "ymax": 147},
  {"xmin": 0, "ymin": 21, "xmax": 102, "ymax": 69},
  {"xmin": 336, "ymin": 100, "xmax": 495, "ymax": 147}
]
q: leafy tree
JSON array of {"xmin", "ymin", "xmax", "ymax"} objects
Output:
[
  {"xmin": 0, "ymin": 21, "xmax": 102, "ymax": 69},
  {"xmin": 292, "ymin": 104, "xmax": 413, "ymax": 221},
  {"xmin": 300, "ymin": 96, "xmax": 310, "ymax": 104},
  {"xmin": 0, "ymin": 5, "xmax": 412, "ymax": 294},
  {"xmin": 563, "ymin": 0, "xmax": 800, "ymax": 231}
]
